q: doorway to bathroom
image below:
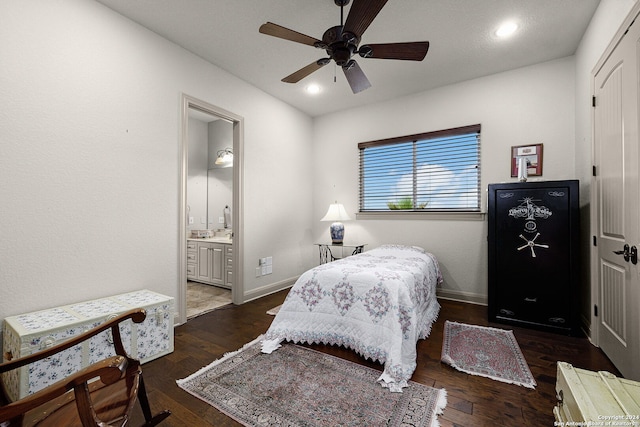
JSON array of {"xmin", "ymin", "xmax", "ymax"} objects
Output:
[{"xmin": 179, "ymin": 94, "xmax": 244, "ymax": 324}]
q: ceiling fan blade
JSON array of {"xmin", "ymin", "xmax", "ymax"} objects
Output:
[
  {"xmin": 343, "ymin": 0, "xmax": 389, "ymax": 39},
  {"xmin": 360, "ymin": 42, "xmax": 429, "ymax": 61},
  {"xmin": 342, "ymin": 60, "xmax": 371, "ymax": 94},
  {"xmin": 259, "ymin": 22, "xmax": 321, "ymax": 47},
  {"xmin": 282, "ymin": 60, "xmax": 328, "ymax": 83}
]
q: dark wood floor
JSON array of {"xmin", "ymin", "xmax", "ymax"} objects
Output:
[{"xmin": 132, "ymin": 290, "xmax": 619, "ymax": 426}]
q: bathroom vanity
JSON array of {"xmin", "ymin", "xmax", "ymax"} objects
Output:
[{"xmin": 187, "ymin": 237, "xmax": 233, "ymax": 289}]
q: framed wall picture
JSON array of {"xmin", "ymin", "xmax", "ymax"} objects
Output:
[{"xmin": 511, "ymin": 143, "xmax": 543, "ymax": 177}]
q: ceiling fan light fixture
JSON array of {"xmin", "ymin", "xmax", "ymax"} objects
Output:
[
  {"xmin": 496, "ymin": 21, "xmax": 518, "ymax": 38},
  {"xmin": 343, "ymin": 59, "xmax": 356, "ymax": 70},
  {"xmin": 358, "ymin": 45, "xmax": 373, "ymax": 58}
]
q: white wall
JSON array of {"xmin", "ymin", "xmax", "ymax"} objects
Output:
[
  {"xmin": 0, "ymin": 0, "xmax": 314, "ymax": 321},
  {"xmin": 313, "ymin": 57, "xmax": 577, "ymax": 303}
]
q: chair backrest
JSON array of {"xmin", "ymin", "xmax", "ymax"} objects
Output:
[{"xmin": 0, "ymin": 308, "xmax": 170, "ymax": 426}]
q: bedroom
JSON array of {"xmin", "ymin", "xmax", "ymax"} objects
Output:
[{"xmin": 0, "ymin": 0, "xmax": 638, "ymax": 424}]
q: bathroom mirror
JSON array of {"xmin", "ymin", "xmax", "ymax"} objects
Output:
[{"xmin": 187, "ymin": 110, "xmax": 233, "ymax": 234}]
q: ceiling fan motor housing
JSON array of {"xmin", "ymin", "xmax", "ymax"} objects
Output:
[{"xmin": 321, "ymin": 25, "xmax": 360, "ymax": 67}]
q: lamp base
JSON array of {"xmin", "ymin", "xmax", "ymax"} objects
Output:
[{"xmin": 329, "ymin": 222, "xmax": 344, "ymax": 244}]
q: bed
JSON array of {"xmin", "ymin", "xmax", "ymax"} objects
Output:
[{"xmin": 261, "ymin": 244, "xmax": 442, "ymax": 392}]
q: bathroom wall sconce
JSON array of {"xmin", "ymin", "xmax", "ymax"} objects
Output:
[{"xmin": 214, "ymin": 148, "xmax": 233, "ymax": 168}]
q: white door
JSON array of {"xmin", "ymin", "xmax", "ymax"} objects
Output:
[{"xmin": 594, "ymin": 16, "xmax": 640, "ymax": 380}]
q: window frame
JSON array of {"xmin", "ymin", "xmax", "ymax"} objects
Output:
[{"xmin": 357, "ymin": 124, "xmax": 483, "ymax": 219}]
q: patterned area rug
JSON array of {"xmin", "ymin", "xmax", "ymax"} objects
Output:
[
  {"xmin": 441, "ymin": 321, "xmax": 536, "ymax": 389},
  {"xmin": 178, "ymin": 336, "xmax": 447, "ymax": 426}
]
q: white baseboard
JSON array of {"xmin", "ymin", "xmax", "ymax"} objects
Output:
[
  {"xmin": 243, "ymin": 277, "xmax": 297, "ymax": 303},
  {"xmin": 436, "ymin": 289, "xmax": 487, "ymax": 305}
]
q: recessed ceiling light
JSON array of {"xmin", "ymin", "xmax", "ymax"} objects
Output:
[
  {"xmin": 496, "ymin": 21, "xmax": 518, "ymax": 38},
  {"xmin": 306, "ymin": 84, "xmax": 321, "ymax": 95}
]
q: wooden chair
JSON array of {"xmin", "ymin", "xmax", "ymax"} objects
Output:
[{"xmin": 0, "ymin": 309, "xmax": 171, "ymax": 426}]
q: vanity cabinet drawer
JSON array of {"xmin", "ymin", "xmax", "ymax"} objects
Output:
[
  {"xmin": 187, "ymin": 241, "xmax": 198, "ymax": 280},
  {"xmin": 225, "ymin": 269, "xmax": 233, "ymax": 289},
  {"xmin": 186, "ymin": 264, "xmax": 196, "ymax": 277}
]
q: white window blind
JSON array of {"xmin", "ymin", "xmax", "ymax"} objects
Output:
[{"xmin": 359, "ymin": 124, "xmax": 481, "ymax": 212}]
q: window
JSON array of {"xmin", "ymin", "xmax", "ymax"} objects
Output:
[{"xmin": 359, "ymin": 124, "xmax": 481, "ymax": 213}]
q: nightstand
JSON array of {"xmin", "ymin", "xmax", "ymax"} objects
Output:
[{"xmin": 315, "ymin": 243, "xmax": 366, "ymax": 264}]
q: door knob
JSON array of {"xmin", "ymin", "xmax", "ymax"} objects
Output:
[
  {"xmin": 631, "ymin": 245, "xmax": 638, "ymax": 265},
  {"xmin": 613, "ymin": 244, "xmax": 630, "ymax": 262}
]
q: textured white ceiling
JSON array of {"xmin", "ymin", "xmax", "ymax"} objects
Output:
[{"xmin": 96, "ymin": 0, "xmax": 600, "ymax": 117}]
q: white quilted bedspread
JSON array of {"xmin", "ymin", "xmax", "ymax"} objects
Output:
[{"xmin": 261, "ymin": 245, "xmax": 442, "ymax": 392}]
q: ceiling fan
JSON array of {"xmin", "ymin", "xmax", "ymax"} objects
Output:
[{"xmin": 259, "ymin": 0, "xmax": 429, "ymax": 94}]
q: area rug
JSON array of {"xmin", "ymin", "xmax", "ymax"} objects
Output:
[
  {"xmin": 441, "ymin": 321, "xmax": 536, "ymax": 389},
  {"xmin": 266, "ymin": 304, "xmax": 281, "ymax": 315},
  {"xmin": 177, "ymin": 335, "xmax": 447, "ymax": 426}
]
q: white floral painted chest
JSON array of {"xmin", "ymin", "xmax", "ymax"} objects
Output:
[
  {"xmin": 1, "ymin": 289, "xmax": 174, "ymax": 401},
  {"xmin": 554, "ymin": 362, "xmax": 640, "ymax": 425}
]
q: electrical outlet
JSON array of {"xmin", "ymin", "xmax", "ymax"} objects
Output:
[
  {"xmin": 188, "ymin": 216, "xmax": 194, "ymax": 225},
  {"xmin": 219, "ymin": 217, "xmax": 225, "ymax": 224}
]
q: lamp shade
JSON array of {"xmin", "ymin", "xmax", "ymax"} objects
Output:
[{"xmin": 320, "ymin": 203, "xmax": 351, "ymax": 222}]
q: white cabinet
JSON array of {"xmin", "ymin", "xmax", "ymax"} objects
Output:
[
  {"xmin": 196, "ymin": 242, "xmax": 223, "ymax": 285},
  {"xmin": 191, "ymin": 240, "xmax": 230, "ymax": 288}
]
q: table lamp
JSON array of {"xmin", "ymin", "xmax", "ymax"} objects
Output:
[{"xmin": 321, "ymin": 202, "xmax": 351, "ymax": 244}]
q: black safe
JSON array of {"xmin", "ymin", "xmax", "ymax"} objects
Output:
[{"xmin": 487, "ymin": 180, "xmax": 580, "ymax": 335}]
